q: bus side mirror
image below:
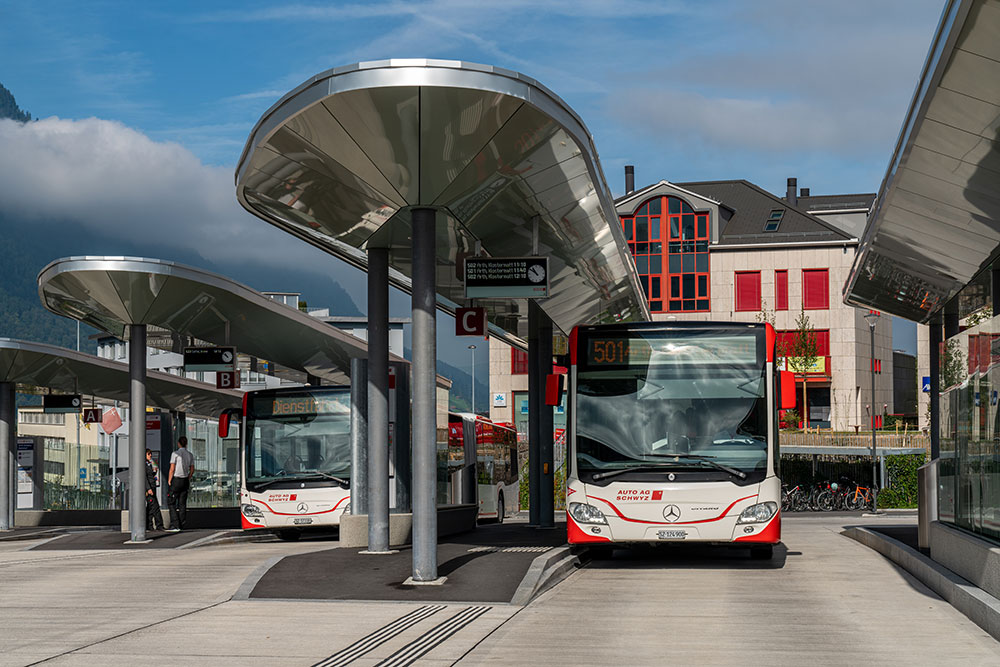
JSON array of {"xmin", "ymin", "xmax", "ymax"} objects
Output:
[
  {"xmin": 779, "ymin": 371, "xmax": 796, "ymax": 410},
  {"xmin": 219, "ymin": 408, "xmax": 241, "ymax": 438},
  {"xmin": 545, "ymin": 374, "xmax": 564, "ymax": 407}
]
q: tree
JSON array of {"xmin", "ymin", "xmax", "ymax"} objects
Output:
[{"xmin": 786, "ymin": 310, "xmax": 819, "ymax": 428}]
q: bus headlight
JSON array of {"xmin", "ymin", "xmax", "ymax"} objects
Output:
[
  {"xmin": 241, "ymin": 503, "xmax": 264, "ymax": 518},
  {"xmin": 736, "ymin": 502, "xmax": 777, "ymax": 524},
  {"xmin": 569, "ymin": 502, "xmax": 608, "ymax": 525}
]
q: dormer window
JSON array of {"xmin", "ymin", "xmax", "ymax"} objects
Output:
[{"xmin": 764, "ymin": 209, "xmax": 784, "ymax": 232}]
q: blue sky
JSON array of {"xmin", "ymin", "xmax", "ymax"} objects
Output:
[{"xmin": 0, "ymin": 0, "xmax": 945, "ymax": 358}]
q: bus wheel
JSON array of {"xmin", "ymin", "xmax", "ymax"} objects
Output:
[
  {"xmin": 276, "ymin": 529, "xmax": 301, "ymax": 542},
  {"xmin": 750, "ymin": 544, "xmax": 773, "ymax": 560},
  {"xmin": 496, "ymin": 493, "xmax": 505, "ymax": 524}
]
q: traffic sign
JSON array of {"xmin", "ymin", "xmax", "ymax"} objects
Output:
[
  {"xmin": 184, "ymin": 346, "xmax": 236, "ymax": 372},
  {"xmin": 455, "ymin": 307, "xmax": 487, "ymax": 336},
  {"xmin": 44, "ymin": 394, "xmax": 81, "ymax": 414},
  {"xmin": 79, "ymin": 468, "xmax": 86, "ymax": 480},
  {"xmin": 922, "ymin": 376, "xmax": 930, "ymax": 393},
  {"xmin": 464, "ymin": 257, "xmax": 549, "ymax": 298},
  {"xmin": 216, "ymin": 371, "xmax": 241, "ymax": 389}
]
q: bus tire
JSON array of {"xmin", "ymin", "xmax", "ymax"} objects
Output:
[
  {"xmin": 750, "ymin": 544, "xmax": 773, "ymax": 560},
  {"xmin": 497, "ymin": 492, "xmax": 505, "ymax": 524},
  {"xmin": 276, "ymin": 529, "xmax": 301, "ymax": 542}
]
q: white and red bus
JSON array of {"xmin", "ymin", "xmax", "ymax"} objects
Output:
[
  {"xmin": 448, "ymin": 413, "xmax": 519, "ymax": 522},
  {"xmin": 225, "ymin": 386, "xmax": 352, "ymax": 540},
  {"xmin": 566, "ymin": 322, "xmax": 793, "ymax": 558}
]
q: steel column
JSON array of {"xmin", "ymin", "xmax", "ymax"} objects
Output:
[
  {"xmin": 128, "ymin": 325, "xmax": 148, "ymax": 542},
  {"xmin": 538, "ymin": 308, "xmax": 554, "ymax": 528},
  {"xmin": 391, "ymin": 361, "xmax": 411, "ymax": 513},
  {"xmin": 929, "ymin": 316, "xmax": 941, "ymax": 460},
  {"xmin": 869, "ymin": 319, "xmax": 878, "ymax": 512},
  {"xmin": 350, "ymin": 358, "xmax": 368, "ymax": 515},
  {"xmin": 411, "ymin": 207, "xmax": 438, "ymax": 582},
  {"xmin": 0, "ymin": 382, "xmax": 14, "ymax": 530},
  {"xmin": 367, "ymin": 247, "xmax": 390, "ymax": 552},
  {"xmin": 527, "ymin": 301, "xmax": 541, "ymax": 526}
]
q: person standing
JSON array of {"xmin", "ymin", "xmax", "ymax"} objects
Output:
[
  {"xmin": 144, "ymin": 449, "xmax": 164, "ymax": 531},
  {"xmin": 167, "ymin": 436, "xmax": 194, "ymax": 532}
]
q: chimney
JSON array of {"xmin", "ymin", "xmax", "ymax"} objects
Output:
[
  {"xmin": 786, "ymin": 177, "xmax": 797, "ymax": 208},
  {"xmin": 625, "ymin": 165, "xmax": 635, "ymax": 195},
  {"xmin": 800, "ymin": 187, "xmax": 810, "ymax": 197}
]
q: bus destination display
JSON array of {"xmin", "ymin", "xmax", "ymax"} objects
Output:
[
  {"xmin": 586, "ymin": 338, "xmax": 652, "ymax": 366},
  {"xmin": 257, "ymin": 394, "xmax": 349, "ymax": 417},
  {"xmin": 584, "ymin": 334, "xmax": 759, "ymax": 367}
]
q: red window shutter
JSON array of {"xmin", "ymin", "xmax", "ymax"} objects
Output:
[
  {"xmin": 511, "ymin": 348, "xmax": 529, "ymax": 375},
  {"xmin": 802, "ymin": 269, "xmax": 829, "ymax": 310},
  {"xmin": 775, "ymin": 270, "xmax": 788, "ymax": 310},
  {"xmin": 735, "ymin": 271, "xmax": 761, "ymax": 312},
  {"xmin": 814, "ymin": 330, "xmax": 830, "ymax": 356}
]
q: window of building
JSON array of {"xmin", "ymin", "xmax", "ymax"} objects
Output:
[
  {"xmin": 764, "ymin": 209, "xmax": 784, "ymax": 232},
  {"xmin": 775, "ymin": 270, "xmax": 788, "ymax": 310},
  {"xmin": 44, "ymin": 437, "xmax": 66, "ymax": 451},
  {"xmin": 802, "ymin": 269, "xmax": 829, "ymax": 310},
  {"xmin": 622, "ymin": 195, "xmax": 710, "ymax": 313},
  {"xmin": 45, "ymin": 460, "xmax": 65, "ymax": 476},
  {"xmin": 511, "ymin": 348, "xmax": 529, "ymax": 375},
  {"xmin": 735, "ymin": 271, "xmax": 761, "ymax": 312},
  {"xmin": 19, "ymin": 411, "xmax": 66, "ymax": 426}
]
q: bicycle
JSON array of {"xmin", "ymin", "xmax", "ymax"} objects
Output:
[{"xmin": 845, "ymin": 483, "xmax": 877, "ymax": 511}]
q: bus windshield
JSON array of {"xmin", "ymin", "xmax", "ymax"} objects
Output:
[
  {"xmin": 576, "ymin": 329, "xmax": 767, "ymax": 478},
  {"xmin": 245, "ymin": 389, "xmax": 351, "ymax": 491}
]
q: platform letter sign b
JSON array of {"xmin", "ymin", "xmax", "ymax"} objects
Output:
[
  {"xmin": 456, "ymin": 307, "xmax": 487, "ymax": 336},
  {"xmin": 216, "ymin": 371, "xmax": 240, "ymax": 389}
]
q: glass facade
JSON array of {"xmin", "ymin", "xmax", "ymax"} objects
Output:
[
  {"xmin": 938, "ymin": 270, "xmax": 1000, "ymax": 542},
  {"xmin": 621, "ymin": 195, "xmax": 710, "ymax": 313}
]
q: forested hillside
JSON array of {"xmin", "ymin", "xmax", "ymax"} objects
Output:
[{"xmin": 0, "ymin": 83, "xmax": 30, "ymax": 122}]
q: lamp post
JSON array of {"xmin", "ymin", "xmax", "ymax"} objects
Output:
[
  {"xmin": 468, "ymin": 344, "xmax": 477, "ymax": 415},
  {"xmin": 864, "ymin": 311, "xmax": 880, "ymax": 512}
]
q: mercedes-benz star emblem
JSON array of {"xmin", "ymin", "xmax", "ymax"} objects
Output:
[
  {"xmin": 296, "ymin": 502, "xmax": 309, "ymax": 514},
  {"xmin": 662, "ymin": 504, "xmax": 681, "ymax": 522}
]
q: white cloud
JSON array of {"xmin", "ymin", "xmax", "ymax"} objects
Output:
[{"xmin": 0, "ymin": 117, "xmax": 363, "ymax": 289}]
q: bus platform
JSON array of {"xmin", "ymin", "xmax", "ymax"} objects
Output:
[
  {"xmin": 243, "ymin": 516, "xmax": 571, "ymax": 604},
  {"xmin": 25, "ymin": 528, "xmax": 225, "ymax": 550}
]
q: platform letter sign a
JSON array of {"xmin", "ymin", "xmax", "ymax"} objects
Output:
[
  {"xmin": 456, "ymin": 307, "xmax": 487, "ymax": 336},
  {"xmin": 82, "ymin": 408, "xmax": 102, "ymax": 424},
  {"xmin": 216, "ymin": 371, "xmax": 241, "ymax": 389}
]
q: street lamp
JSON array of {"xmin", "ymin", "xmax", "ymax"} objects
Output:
[
  {"xmin": 864, "ymin": 310, "xmax": 880, "ymax": 512},
  {"xmin": 468, "ymin": 344, "xmax": 477, "ymax": 415}
]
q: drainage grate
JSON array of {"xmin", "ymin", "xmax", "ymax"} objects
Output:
[{"xmin": 467, "ymin": 545, "xmax": 552, "ymax": 553}]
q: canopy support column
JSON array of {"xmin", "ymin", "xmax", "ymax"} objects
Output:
[
  {"xmin": 410, "ymin": 207, "xmax": 441, "ymax": 584},
  {"xmin": 537, "ymin": 308, "xmax": 554, "ymax": 529},
  {"xmin": 128, "ymin": 325, "xmax": 148, "ymax": 543},
  {"xmin": 350, "ymin": 358, "xmax": 368, "ymax": 515},
  {"xmin": 0, "ymin": 382, "xmax": 14, "ymax": 530},
  {"xmin": 527, "ymin": 301, "xmax": 541, "ymax": 526},
  {"xmin": 367, "ymin": 247, "xmax": 391, "ymax": 553},
  {"xmin": 929, "ymin": 315, "xmax": 941, "ymax": 460}
]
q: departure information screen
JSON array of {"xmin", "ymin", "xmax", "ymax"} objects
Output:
[{"xmin": 251, "ymin": 392, "xmax": 350, "ymax": 418}]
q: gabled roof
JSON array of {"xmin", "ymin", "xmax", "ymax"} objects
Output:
[
  {"xmin": 676, "ymin": 180, "xmax": 855, "ymax": 245},
  {"xmin": 615, "ymin": 179, "xmax": 723, "ymax": 214}
]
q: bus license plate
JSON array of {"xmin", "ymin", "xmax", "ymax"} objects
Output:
[
  {"xmin": 293, "ymin": 517, "xmax": 313, "ymax": 525},
  {"xmin": 657, "ymin": 530, "xmax": 687, "ymax": 540}
]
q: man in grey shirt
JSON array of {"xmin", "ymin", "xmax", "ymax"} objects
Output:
[{"xmin": 167, "ymin": 436, "xmax": 194, "ymax": 531}]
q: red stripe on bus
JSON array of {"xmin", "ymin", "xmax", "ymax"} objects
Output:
[
  {"xmin": 734, "ymin": 512, "xmax": 781, "ymax": 543},
  {"xmin": 765, "ymin": 323, "xmax": 775, "ymax": 363},
  {"xmin": 254, "ymin": 496, "xmax": 348, "ymax": 517},
  {"xmin": 586, "ymin": 494, "xmax": 757, "ymax": 526},
  {"xmin": 569, "ymin": 326, "xmax": 578, "ymax": 366},
  {"xmin": 566, "ymin": 512, "xmax": 611, "ymax": 544}
]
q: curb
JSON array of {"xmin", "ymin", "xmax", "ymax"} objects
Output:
[
  {"xmin": 509, "ymin": 546, "xmax": 579, "ymax": 605},
  {"xmin": 844, "ymin": 526, "xmax": 1000, "ymax": 641}
]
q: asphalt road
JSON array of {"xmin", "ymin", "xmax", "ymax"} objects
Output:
[{"xmin": 0, "ymin": 513, "xmax": 997, "ymax": 665}]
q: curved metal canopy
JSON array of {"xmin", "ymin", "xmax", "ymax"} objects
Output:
[
  {"xmin": 37, "ymin": 256, "xmax": 405, "ymax": 385},
  {"xmin": 0, "ymin": 338, "xmax": 241, "ymax": 416},
  {"xmin": 844, "ymin": 0, "xmax": 1000, "ymax": 323},
  {"xmin": 235, "ymin": 59, "xmax": 649, "ymax": 338}
]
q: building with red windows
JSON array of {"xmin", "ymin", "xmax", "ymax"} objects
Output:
[
  {"xmin": 611, "ymin": 175, "xmax": 892, "ymax": 431},
  {"xmin": 486, "ymin": 173, "xmax": 894, "ymax": 433}
]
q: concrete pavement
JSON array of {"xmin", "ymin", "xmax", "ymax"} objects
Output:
[{"xmin": 1, "ymin": 514, "xmax": 998, "ymax": 665}]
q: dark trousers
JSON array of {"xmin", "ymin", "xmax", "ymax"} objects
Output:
[
  {"xmin": 146, "ymin": 491, "xmax": 164, "ymax": 530},
  {"xmin": 167, "ymin": 477, "xmax": 190, "ymax": 529}
]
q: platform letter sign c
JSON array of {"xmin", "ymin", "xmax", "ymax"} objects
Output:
[{"xmin": 456, "ymin": 307, "xmax": 486, "ymax": 336}]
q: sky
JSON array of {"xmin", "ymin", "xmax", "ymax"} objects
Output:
[{"xmin": 0, "ymin": 0, "xmax": 946, "ymax": 364}]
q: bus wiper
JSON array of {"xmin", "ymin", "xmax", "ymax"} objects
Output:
[
  {"xmin": 591, "ymin": 463, "xmax": 677, "ymax": 482},
  {"xmin": 642, "ymin": 453, "xmax": 747, "ymax": 480},
  {"xmin": 302, "ymin": 471, "xmax": 350, "ymax": 487}
]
